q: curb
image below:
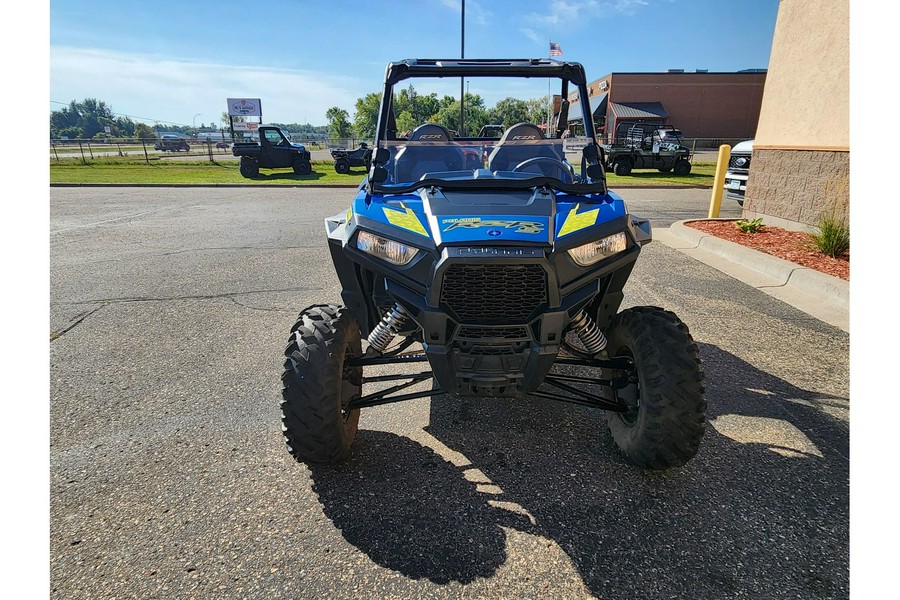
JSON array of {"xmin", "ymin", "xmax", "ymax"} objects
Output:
[{"xmin": 658, "ymin": 220, "xmax": 849, "ymax": 331}]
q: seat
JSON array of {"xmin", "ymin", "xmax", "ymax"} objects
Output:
[
  {"xmin": 487, "ymin": 123, "xmax": 566, "ymax": 178},
  {"xmin": 393, "ymin": 123, "xmax": 465, "ymax": 182}
]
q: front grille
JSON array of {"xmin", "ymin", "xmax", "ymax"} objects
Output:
[
  {"xmin": 440, "ymin": 264, "xmax": 547, "ymax": 324},
  {"xmin": 728, "ymin": 154, "xmax": 751, "ymax": 171},
  {"xmin": 456, "ymin": 326, "xmax": 530, "ymax": 340}
]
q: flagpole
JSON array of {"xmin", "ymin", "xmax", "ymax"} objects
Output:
[{"xmin": 547, "ymin": 39, "xmax": 552, "ymax": 137}]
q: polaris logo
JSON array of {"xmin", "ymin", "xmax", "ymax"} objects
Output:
[{"xmin": 455, "ymin": 247, "xmax": 541, "ymax": 257}]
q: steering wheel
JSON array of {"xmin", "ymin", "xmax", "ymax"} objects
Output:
[{"xmin": 511, "ymin": 156, "xmax": 575, "ymax": 184}]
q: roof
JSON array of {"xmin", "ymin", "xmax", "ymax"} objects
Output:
[
  {"xmin": 383, "ymin": 58, "xmax": 589, "ymax": 85},
  {"xmin": 610, "ymin": 102, "xmax": 669, "ymax": 119},
  {"xmin": 568, "ymin": 92, "xmax": 607, "ymax": 122}
]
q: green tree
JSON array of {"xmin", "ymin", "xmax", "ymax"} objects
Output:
[
  {"xmin": 525, "ymin": 96, "xmax": 552, "ymax": 127},
  {"xmin": 50, "ymin": 98, "xmax": 117, "ymax": 139},
  {"xmin": 133, "ymin": 123, "xmax": 156, "ymax": 140},
  {"xmin": 395, "ymin": 111, "xmax": 417, "ymax": 136},
  {"xmin": 354, "ymin": 92, "xmax": 381, "ymax": 139},
  {"xmin": 487, "ymin": 97, "xmax": 530, "ymax": 128},
  {"xmin": 221, "ymin": 111, "xmax": 245, "ymax": 127},
  {"xmin": 57, "ymin": 126, "xmax": 83, "ymax": 140},
  {"xmin": 326, "ymin": 107, "xmax": 353, "ymax": 139}
]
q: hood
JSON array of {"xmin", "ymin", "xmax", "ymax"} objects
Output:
[
  {"xmin": 354, "ymin": 187, "xmax": 628, "ymax": 247},
  {"xmin": 732, "ymin": 139, "xmax": 754, "ymax": 153}
]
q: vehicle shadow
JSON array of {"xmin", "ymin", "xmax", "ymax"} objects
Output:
[
  {"xmin": 308, "ymin": 342, "xmax": 848, "ymax": 596},
  {"xmin": 248, "ymin": 171, "xmax": 327, "ymax": 181}
]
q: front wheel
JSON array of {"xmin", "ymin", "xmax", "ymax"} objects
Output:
[
  {"xmin": 604, "ymin": 306, "xmax": 706, "ymax": 469},
  {"xmin": 292, "ymin": 157, "xmax": 312, "ymax": 175},
  {"xmin": 334, "ymin": 158, "xmax": 350, "ymax": 174},
  {"xmin": 281, "ymin": 305, "xmax": 362, "ymax": 464},
  {"xmin": 673, "ymin": 159, "xmax": 692, "ymax": 175},
  {"xmin": 613, "ymin": 159, "xmax": 632, "ymax": 176},
  {"xmin": 239, "ymin": 156, "xmax": 260, "ymax": 178}
]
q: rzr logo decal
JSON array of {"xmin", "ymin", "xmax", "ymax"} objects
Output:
[{"xmin": 441, "ymin": 218, "xmax": 545, "ymax": 234}]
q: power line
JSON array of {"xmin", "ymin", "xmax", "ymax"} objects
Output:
[{"xmin": 49, "ymin": 100, "xmax": 195, "ymax": 127}]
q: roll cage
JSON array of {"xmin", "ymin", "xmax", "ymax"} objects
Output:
[{"xmin": 366, "ymin": 59, "xmax": 608, "ymax": 195}]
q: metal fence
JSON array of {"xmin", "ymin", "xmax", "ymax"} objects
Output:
[
  {"xmin": 50, "ymin": 136, "xmax": 745, "ymax": 164},
  {"xmin": 49, "ymin": 137, "xmax": 373, "ymax": 164}
]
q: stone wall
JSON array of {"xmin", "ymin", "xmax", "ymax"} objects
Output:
[{"xmin": 743, "ymin": 149, "xmax": 849, "ymax": 230}]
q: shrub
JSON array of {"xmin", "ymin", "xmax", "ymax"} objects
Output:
[
  {"xmin": 735, "ymin": 218, "xmax": 764, "ymax": 234},
  {"xmin": 809, "ymin": 211, "xmax": 849, "ymax": 258}
]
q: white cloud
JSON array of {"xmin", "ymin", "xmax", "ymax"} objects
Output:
[
  {"xmin": 520, "ymin": 27, "xmax": 544, "ymax": 44},
  {"xmin": 523, "ymin": 0, "xmax": 650, "ymax": 32},
  {"xmin": 50, "ymin": 47, "xmax": 367, "ymax": 126}
]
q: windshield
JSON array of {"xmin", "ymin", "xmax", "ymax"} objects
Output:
[{"xmin": 370, "ymin": 70, "xmax": 605, "ymax": 194}]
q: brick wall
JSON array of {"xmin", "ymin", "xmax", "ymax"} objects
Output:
[{"xmin": 744, "ymin": 149, "xmax": 849, "ymax": 229}]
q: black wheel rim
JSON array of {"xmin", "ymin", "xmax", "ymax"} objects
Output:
[
  {"xmin": 340, "ymin": 342, "xmax": 362, "ymax": 420},
  {"xmin": 613, "ymin": 348, "xmax": 640, "ymax": 426}
]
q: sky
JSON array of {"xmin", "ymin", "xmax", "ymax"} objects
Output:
[{"xmin": 48, "ymin": 0, "xmax": 781, "ymax": 128}]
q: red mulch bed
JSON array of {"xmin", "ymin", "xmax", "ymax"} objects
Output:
[{"xmin": 685, "ymin": 219, "xmax": 849, "ymax": 281}]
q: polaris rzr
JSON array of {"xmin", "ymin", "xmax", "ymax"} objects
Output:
[{"xmin": 281, "ymin": 59, "xmax": 706, "ymax": 469}]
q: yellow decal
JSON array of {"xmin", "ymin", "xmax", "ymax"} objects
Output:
[
  {"xmin": 558, "ymin": 203, "xmax": 600, "ymax": 237},
  {"xmin": 383, "ymin": 203, "xmax": 429, "ymax": 237},
  {"xmin": 346, "ymin": 207, "xmax": 352, "ymax": 223}
]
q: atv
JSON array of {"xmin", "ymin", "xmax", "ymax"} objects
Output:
[
  {"xmin": 331, "ymin": 143, "xmax": 372, "ymax": 174},
  {"xmin": 281, "ymin": 59, "xmax": 706, "ymax": 469}
]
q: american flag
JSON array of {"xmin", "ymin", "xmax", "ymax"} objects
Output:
[{"xmin": 549, "ymin": 42, "xmax": 564, "ymax": 56}]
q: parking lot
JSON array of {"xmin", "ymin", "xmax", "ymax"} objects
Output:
[{"xmin": 49, "ymin": 186, "xmax": 848, "ymax": 599}]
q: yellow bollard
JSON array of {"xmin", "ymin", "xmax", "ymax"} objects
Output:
[{"xmin": 708, "ymin": 144, "xmax": 732, "ymax": 219}]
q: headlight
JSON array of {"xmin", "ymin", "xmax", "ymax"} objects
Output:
[
  {"xmin": 567, "ymin": 232, "xmax": 627, "ymax": 266},
  {"xmin": 356, "ymin": 230, "xmax": 420, "ymax": 266}
]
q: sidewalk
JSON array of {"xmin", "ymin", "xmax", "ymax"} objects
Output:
[{"xmin": 655, "ymin": 220, "xmax": 849, "ymax": 332}]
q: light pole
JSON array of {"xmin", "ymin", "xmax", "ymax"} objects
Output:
[
  {"xmin": 193, "ymin": 113, "xmax": 202, "ymax": 129},
  {"xmin": 459, "ymin": 0, "xmax": 465, "ymax": 136}
]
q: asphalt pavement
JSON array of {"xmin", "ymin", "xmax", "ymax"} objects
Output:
[{"xmin": 49, "ymin": 186, "xmax": 848, "ymax": 599}]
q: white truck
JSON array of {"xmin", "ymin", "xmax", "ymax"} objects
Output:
[{"xmin": 724, "ymin": 139, "xmax": 754, "ymax": 205}]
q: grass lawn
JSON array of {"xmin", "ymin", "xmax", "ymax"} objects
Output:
[{"xmin": 50, "ymin": 156, "xmax": 718, "ymax": 187}]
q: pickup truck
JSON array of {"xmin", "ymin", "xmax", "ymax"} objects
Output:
[
  {"xmin": 232, "ymin": 126, "xmax": 312, "ymax": 178},
  {"xmin": 724, "ymin": 139, "xmax": 753, "ymax": 205}
]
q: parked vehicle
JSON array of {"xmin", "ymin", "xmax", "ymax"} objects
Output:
[
  {"xmin": 154, "ymin": 135, "xmax": 190, "ymax": 152},
  {"xmin": 601, "ymin": 123, "xmax": 693, "ymax": 175},
  {"xmin": 477, "ymin": 124, "xmax": 504, "ymax": 138},
  {"xmin": 232, "ymin": 126, "xmax": 312, "ymax": 178},
  {"xmin": 279, "ymin": 58, "xmax": 707, "ymax": 470},
  {"xmin": 331, "ymin": 143, "xmax": 372, "ymax": 174},
  {"xmin": 725, "ymin": 139, "xmax": 754, "ymax": 205}
]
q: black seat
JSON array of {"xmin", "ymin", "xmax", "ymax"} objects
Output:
[
  {"xmin": 487, "ymin": 122, "xmax": 565, "ymax": 177},
  {"xmin": 394, "ymin": 123, "xmax": 464, "ymax": 182}
]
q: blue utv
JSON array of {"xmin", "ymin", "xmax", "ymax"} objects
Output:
[{"xmin": 281, "ymin": 59, "xmax": 706, "ymax": 469}]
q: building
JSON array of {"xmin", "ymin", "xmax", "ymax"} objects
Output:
[
  {"xmin": 741, "ymin": 0, "xmax": 849, "ymax": 230},
  {"xmin": 566, "ymin": 70, "xmax": 767, "ymax": 144}
]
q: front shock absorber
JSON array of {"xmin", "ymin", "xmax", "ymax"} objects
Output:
[
  {"xmin": 569, "ymin": 309, "xmax": 608, "ymax": 354},
  {"xmin": 367, "ymin": 303, "xmax": 412, "ymax": 352}
]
